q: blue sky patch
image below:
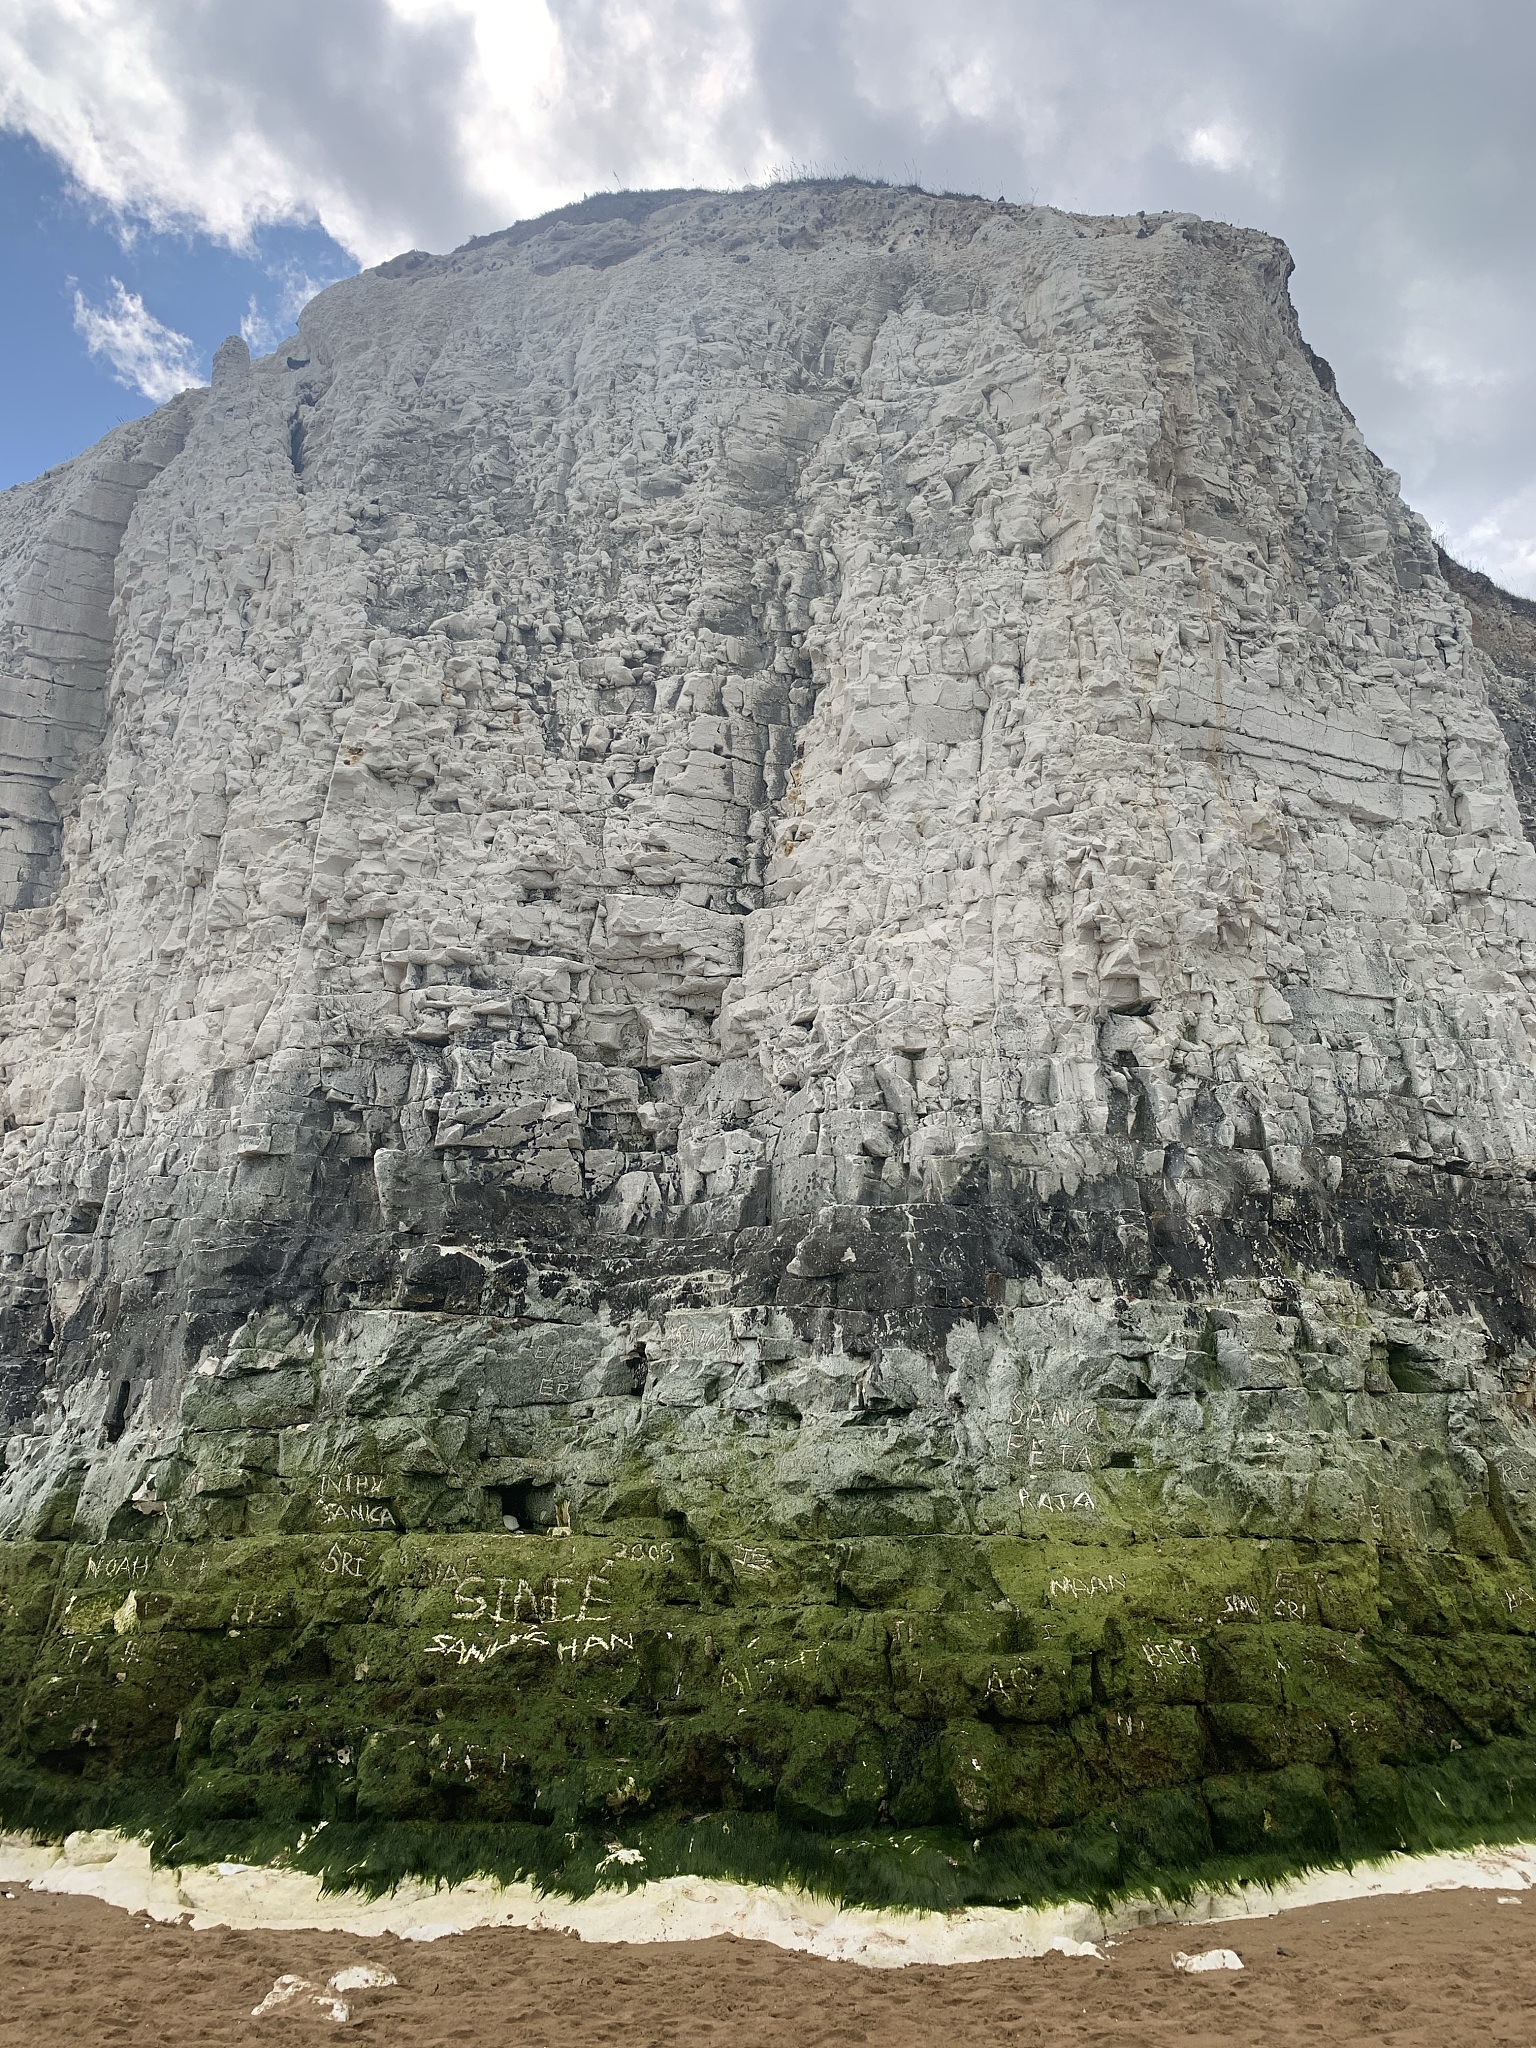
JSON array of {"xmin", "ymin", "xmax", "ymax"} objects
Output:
[{"xmin": 0, "ymin": 130, "xmax": 355, "ymax": 489}]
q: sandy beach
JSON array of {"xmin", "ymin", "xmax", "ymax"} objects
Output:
[{"xmin": 0, "ymin": 1878, "xmax": 1531, "ymax": 2047}]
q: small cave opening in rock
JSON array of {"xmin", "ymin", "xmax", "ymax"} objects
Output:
[
  {"xmin": 496, "ymin": 1480, "xmax": 559, "ymax": 1531},
  {"xmin": 104, "ymin": 1380, "xmax": 132, "ymax": 1445}
]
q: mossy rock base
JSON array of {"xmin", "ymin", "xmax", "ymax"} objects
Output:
[{"xmin": 3, "ymin": 1522, "xmax": 1536, "ymax": 1906}]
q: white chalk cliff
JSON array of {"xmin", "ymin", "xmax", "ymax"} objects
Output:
[
  {"xmin": 2, "ymin": 179, "xmax": 1536, "ymax": 1546},
  {"xmin": 10, "ymin": 183, "xmax": 1536, "ymax": 1891}
]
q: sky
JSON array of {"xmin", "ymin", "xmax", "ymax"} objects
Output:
[{"xmin": 1, "ymin": 0, "xmax": 1534, "ymax": 593}]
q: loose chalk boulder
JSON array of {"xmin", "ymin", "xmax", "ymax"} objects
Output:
[{"xmin": 328, "ymin": 1965, "xmax": 397, "ymax": 1991}]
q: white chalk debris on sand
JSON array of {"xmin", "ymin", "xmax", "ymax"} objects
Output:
[
  {"xmin": 327, "ymin": 1964, "xmax": 398, "ymax": 1992},
  {"xmin": 1172, "ymin": 1948, "xmax": 1244, "ymax": 1973},
  {"xmin": 252, "ymin": 1963, "xmax": 396, "ymax": 2023},
  {"xmin": 252, "ymin": 1973, "xmax": 348, "ymax": 2023}
]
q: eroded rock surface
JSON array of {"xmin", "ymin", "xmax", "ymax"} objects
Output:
[{"xmin": 2, "ymin": 183, "xmax": 1536, "ymax": 1885}]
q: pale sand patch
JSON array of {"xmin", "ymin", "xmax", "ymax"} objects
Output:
[{"xmin": 2, "ymin": 1828, "xmax": 1533, "ymax": 1969}]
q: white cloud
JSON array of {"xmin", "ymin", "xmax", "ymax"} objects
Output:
[
  {"xmin": 1180, "ymin": 121, "xmax": 1251, "ymax": 174},
  {"xmin": 70, "ymin": 279, "xmax": 201, "ymax": 400},
  {"xmin": 0, "ymin": 0, "xmax": 759, "ymax": 264},
  {"xmin": 239, "ymin": 263, "xmax": 345, "ymax": 356},
  {"xmin": 1447, "ymin": 496, "xmax": 1536, "ymax": 595},
  {"xmin": 238, "ymin": 296, "xmax": 279, "ymax": 356},
  {"xmin": 0, "ymin": 0, "xmax": 481, "ymax": 262}
]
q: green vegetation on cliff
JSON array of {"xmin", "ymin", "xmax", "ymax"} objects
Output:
[{"xmin": 4, "ymin": 1510, "xmax": 1536, "ymax": 1908}]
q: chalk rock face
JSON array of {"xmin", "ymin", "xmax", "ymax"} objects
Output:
[
  {"xmin": 3, "ymin": 185, "xmax": 1536, "ymax": 1882},
  {"xmin": 0, "ymin": 400, "xmax": 197, "ymax": 915}
]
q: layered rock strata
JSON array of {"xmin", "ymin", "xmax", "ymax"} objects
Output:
[{"xmin": 2, "ymin": 183, "xmax": 1536, "ymax": 1891}]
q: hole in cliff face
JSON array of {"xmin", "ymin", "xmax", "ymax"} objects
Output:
[
  {"xmin": 496, "ymin": 1480, "xmax": 557, "ymax": 1531},
  {"xmin": 104, "ymin": 1380, "xmax": 131, "ymax": 1445},
  {"xmin": 289, "ymin": 418, "xmax": 307, "ymax": 474},
  {"xmin": 1384, "ymin": 1343, "xmax": 1445, "ymax": 1395},
  {"xmin": 1232, "ymin": 1101, "xmax": 1268, "ymax": 1151}
]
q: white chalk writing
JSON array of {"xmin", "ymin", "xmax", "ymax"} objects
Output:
[
  {"xmin": 425, "ymin": 1628, "xmax": 548, "ymax": 1664},
  {"xmin": 984, "ymin": 1660, "xmax": 1041, "ymax": 1703},
  {"xmin": 1009, "ymin": 1400, "xmax": 1095, "ymax": 1430},
  {"xmin": 318, "ymin": 1499, "xmax": 397, "ymax": 1528},
  {"xmin": 730, "ymin": 1544, "xmax": 777, "ymax": 1576},
  {"xmin": 557, "ymin": 1632, "xmax": 635, "ymax": 1662},
  {"xmin": 451, "ymin": 1573, "xmax": 572, "ymax": 1625},
  {"xmin": 82, "ymin": 1551, "xmax": 152, "ymax": 1583},
  {"xmin": 317, "ymin": 1473, "xmax": 388, "ymax": 1499},
  {"xmin": 1140, "ymin": 1639, "xmax": 1200, "ymax": 1672},
  {"xmin": 720, "ymin": 1643, "xmax": 821, "ymax": 1697}
]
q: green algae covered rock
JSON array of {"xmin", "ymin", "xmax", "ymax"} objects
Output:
[
  {"xmin": 4, "ymin": 1270, "xmax": 1536, "ymax": 1903},
  {"xmin": 5, "ymin": 1473, "xmax": 1536, "ymax": 1903}
]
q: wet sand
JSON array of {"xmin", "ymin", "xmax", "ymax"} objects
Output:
[{"xmin": 0, "ymin": 1880, "xmax": 1532, "ymax": 2047}]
